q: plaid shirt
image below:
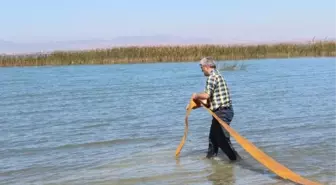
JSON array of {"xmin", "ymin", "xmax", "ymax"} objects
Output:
[{"xmin": 204, "ymin": 69, "xmax": 232, "ymax": 111}]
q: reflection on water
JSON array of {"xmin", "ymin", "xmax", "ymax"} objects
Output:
[{"xmin": 207, "ymin": 160, "xmax": 235, "ymax": 185}]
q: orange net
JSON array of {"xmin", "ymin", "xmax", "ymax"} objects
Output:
[{"xmin": 175, "ymin": 97, "xmax": 322, "ymax": 185}]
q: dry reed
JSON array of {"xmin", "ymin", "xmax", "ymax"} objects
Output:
[{"xmin": 0, "ymin": 40, "xmax": 335, "ymax": 67}]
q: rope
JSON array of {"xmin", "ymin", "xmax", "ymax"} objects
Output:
[{"xmin": 175, "ymin": 96, "xmax": 323, "ymax": 185}]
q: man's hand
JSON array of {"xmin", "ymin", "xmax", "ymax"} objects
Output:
[
  {"xmin": 186, "ymin": 93, "xmax": 209, "ymax": 110},
  {"xmin": 192, "ymin": 93, "xmax": 197, "ymax": 101},
  {"xmin": 192, "ymin": 93, "xmax": 209, "ymax": 106},
  {"xmin": 185, "ymin": 101, "xmax": 201, "ymax": 110}
]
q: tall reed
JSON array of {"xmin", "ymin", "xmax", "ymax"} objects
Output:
[{"xmin": 0, "ymin": 40, "xmax": 335, "ymax": 67}]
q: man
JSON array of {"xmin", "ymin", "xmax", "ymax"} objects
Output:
[{"xmin": 189, "ymin": 56, "xmax": 240, "ymax": 161}]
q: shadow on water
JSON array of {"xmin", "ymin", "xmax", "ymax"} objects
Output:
[
  {"xmin": 232, "ymin": 153, "xmax": 302, "ymax": 183},
  {"xmin": 176, "ymin": 148, "xmax": 294, "ymax": 185},
  {"xmin": 211, "ymin": 154, "xmax": 303, "ymax": 185}
]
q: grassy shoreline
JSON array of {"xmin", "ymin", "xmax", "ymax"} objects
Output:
[{"xmin": 0, "ymin": 41, "xmax": 335, "ymax": 67}]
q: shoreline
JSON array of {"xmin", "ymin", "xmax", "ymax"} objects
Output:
[{"xmin": 0, "ymin": 41, "xmax": 335, "ymax": 67}]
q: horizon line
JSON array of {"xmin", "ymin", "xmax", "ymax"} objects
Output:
[{"xmin": 1, "ymin": 39, "xmax": 335, "ymax": 56}]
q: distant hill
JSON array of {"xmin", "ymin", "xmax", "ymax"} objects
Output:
[
  {"xmin": 0, "ymin": 35, "xmax": 217, "ymax": 55},
  {"xmin": 1, "ymin": 35, "xmax": 334, "ymax": 55}
]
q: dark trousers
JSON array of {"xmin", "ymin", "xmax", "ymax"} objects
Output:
[{"xmin": 207, "ymin": 106, "xmax": 239, "ymax": 161}]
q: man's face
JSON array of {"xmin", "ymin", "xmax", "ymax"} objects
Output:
[{"xmin": 200, "ymin": 64, "xmax": 210, "ymax": 76}]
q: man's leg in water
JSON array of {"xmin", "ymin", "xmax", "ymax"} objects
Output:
[
  {"xmin": 213, "ymin": 106, "xmax": 241, "ymax": 161},
  {"xmin": 206, "ymin": 120, "xmax": 219, "ymax": 158}
]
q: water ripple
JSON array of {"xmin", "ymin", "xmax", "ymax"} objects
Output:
[{"xmin": 0, "ymin": 58, "xmax": 335, "ymax": 185}]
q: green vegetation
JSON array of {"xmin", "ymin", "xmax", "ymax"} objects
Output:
[{"xmin": 0, "ymin": 40, "xmax": 335, "ymax": 67}]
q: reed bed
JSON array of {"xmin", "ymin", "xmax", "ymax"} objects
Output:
[{"xmin": 0, "ymin": 40, "xmax": 335, "ymax": 67}]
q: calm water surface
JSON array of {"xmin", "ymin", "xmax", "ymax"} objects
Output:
[{"xmin": 1, "ymin": 57, "xmax": 335, "ymax": 185}]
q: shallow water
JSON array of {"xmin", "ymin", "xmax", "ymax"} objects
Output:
[{"xmin": 1, "ymin": 57, "xmax": 335, "ymax": 185}]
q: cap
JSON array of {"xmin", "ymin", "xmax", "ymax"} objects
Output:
[{"xmin": 200, "ymin": 56, "xmax": 216, "ymax": 67}]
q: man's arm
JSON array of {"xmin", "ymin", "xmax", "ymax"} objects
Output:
[
  {"xmin": 186, "ymin": 95, "xmax": 207, "ymax": 110},
  {"xmin": 192, "ymin": 92, "xmax": 209, "ymax": 101},
  {"xmin": 192, "ymin": 76, "xmax": 216, "ymax": 107}
]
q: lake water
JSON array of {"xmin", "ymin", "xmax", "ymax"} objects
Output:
[{"xmin": 0, "ymin": 57, "xmax": 335, "ymax": 185}]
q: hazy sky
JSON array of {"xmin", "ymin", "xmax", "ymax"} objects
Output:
[{"xmin": 1, "ymin": 0, "xmax": 335, "ymax": 43}]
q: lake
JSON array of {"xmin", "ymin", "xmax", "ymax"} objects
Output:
[{"xmin": 0, "ymin": 57, "xmax": 335, "ymax": 185}]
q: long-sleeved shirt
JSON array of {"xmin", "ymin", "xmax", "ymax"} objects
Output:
[{"xmin": 204, "ymin": 69, "xmax": 232, "ymax": 111}]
